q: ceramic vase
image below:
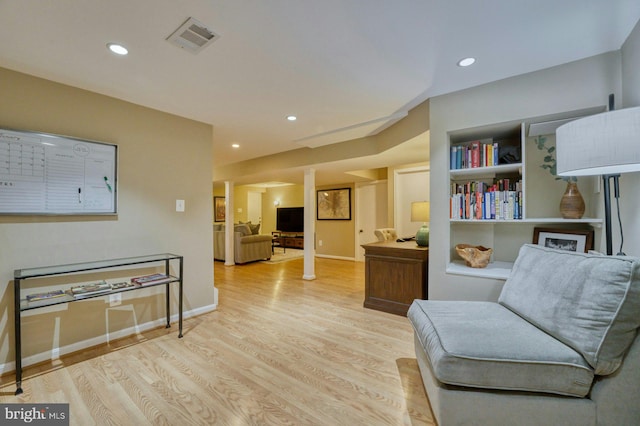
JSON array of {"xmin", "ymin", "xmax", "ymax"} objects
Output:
[{"xmin": 559, "ymin": 181, "xmax": 585, "ymax": 219}]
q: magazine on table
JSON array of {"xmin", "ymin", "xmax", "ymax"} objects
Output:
[
  {"xmin": 131, "ymin": 273, "xmax": 173, "ymax": 286},
  {"xmin": 110, "ymin": 281, "xmax": 137, "ymax": 291},
  {"xmin": 26, "ymin": 289, "xmax": 67, "ymax": 302},
  {"xmin": 70, "ymin": 280, "xmax": 111, "ymax": 299}
]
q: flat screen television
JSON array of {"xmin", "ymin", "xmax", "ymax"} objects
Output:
[{"xmin": 276, "ymin": 207, "xmax": 304, "ymax": 232}]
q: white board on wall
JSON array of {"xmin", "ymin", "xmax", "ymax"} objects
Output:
[{"xmin": 0, "ymin": 128, "xmax": 117, "ymax": 215}]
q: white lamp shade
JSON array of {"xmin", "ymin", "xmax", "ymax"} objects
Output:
[
  {"xmin": 556, "ymin": 106, "xmax": 640, "ymax": 176},
  {"xmin": 411, "ymin": 201, "xmax": 430, "ymax": 222}
]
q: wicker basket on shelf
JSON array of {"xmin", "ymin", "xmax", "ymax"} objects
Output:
[{"xmin": 455, "ymin": 244, "xmax": 493, "ymax": 268}]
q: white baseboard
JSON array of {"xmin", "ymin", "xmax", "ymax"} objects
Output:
[
  {"xmin": 0, "ymin": 303, "xmax": 217, "ymax": 376},
  {"xmin": 315, "ymin": 254, "xmax": 355, "ymax": 261}
]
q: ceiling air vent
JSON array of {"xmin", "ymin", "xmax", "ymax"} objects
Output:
[{"xmin": 166, "ymin": 17, "xmax": 218, "ymax": 54}]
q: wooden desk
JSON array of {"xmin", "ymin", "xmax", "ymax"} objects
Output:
[{"xmin": 362, "ymin": 241, "xmax": 428, "ymax": 316}]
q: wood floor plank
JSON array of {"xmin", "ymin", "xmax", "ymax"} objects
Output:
[{"xmin": 1, "ymin": 257, "xmax": 435, "ymax": 425}]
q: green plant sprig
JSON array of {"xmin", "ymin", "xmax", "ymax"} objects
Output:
[{"xmin": 534, "ymin": 136, "xmax": 577, "ymax": 182}]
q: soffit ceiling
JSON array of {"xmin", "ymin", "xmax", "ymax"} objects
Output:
[{"xmin": 0, "ymin": 1, "xmax": 638, "ymax": 185}]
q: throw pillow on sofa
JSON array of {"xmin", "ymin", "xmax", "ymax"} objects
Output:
[
  {"xmin": 239, "ymin": 221, "xmax": 261, "ymax": 235},
  {"xmin": 234, "ymin": 223, "xmax": 252, "ymax": 236}
]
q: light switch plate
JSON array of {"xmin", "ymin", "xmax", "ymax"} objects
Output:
[{"xmin": 176, "ymin": 199, "xmax": 185, "ymax": 212}]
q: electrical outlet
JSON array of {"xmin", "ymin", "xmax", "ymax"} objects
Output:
[
  {"xmin": 319, "ymin": 240, "xmax": 323, "ymax": 246},
  {"xmin": 109, "ymin": 293, "xmax": 122, "ymax": 306}
]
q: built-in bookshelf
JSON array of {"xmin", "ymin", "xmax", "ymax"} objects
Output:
[
  {"xmin": 449, "ymin": 123, "xmax": 524, "ymax": 223},
  {"xmin": 447, "ymin": 111, "xmax": 604, "ymax": 280}
]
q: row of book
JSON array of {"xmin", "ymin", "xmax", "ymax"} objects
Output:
[
  {"xmin": 25, "ymin": 274, "xmax": 173, "ymax": 303},
  {"xmin": 450, "ymin": 139, "xmax": 507, "ymax": 170},
  {"xmin": 450, "ymin": 179, "xmax": 523, "ymax": 220}
]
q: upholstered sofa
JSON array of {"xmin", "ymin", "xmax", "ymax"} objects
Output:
[
  {"xmin": 408, "ymin": 244, "xmax": 640, "ymax": 425},
  {"xmin": 213, "ymin": 223, "xmax": 273, "ymax": 264}
]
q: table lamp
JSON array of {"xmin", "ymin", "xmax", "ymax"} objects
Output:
[
  {"xmin": 556, "ymin": 103, "xmax": 640, "ymax": 255},
  {"xmin": 411, "ymin": 201, "xmax": 430, "ymax": 247}
]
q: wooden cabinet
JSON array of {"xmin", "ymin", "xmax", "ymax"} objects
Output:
[
  {"xmin": 272, "ymin": 231, "xmax": 304, "ymax": 249},
  {"xmin": 362, "ymin": 241, "xmax": 428, "ymax": 316}
]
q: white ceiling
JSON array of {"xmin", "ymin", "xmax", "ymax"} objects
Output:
[{"xmin": 1, "ymin": 1, "xmax": 639, "ymax": 185}]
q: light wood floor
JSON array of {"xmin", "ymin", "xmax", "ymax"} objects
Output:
[{"xmin": 1, "ymin": 257, "xmax": 435, "ymax": 425}]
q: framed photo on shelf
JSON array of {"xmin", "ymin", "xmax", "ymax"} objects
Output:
[
  {"xmin": 532, "ymin": 227, "xmax": 594, "ymax": 253},
  {"xmin": 317, "ymin": 188, "xmax": 351, "ymax": 220},
  {"xmin": 214, "ymin": 196, "xmax": 226, "ymax": 222}
]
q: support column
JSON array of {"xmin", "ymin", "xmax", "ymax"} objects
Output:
[
  {"xmin": 224, "ymin": 181, "xmax": 235, "ymax": 266},
  {"xmin": 303, "ymin": 168, "xmax": 316, "ymax": 280}
]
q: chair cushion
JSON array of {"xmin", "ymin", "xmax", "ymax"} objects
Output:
[
  {"xmin": 374, "ymin": 228, "xmax": 397, "ymax": 242},
  {"xmin": 408, "ymin": 300, "xmax": 594, "ymax": 397},
  {"xmin": 499, "ymin": 244, "xmax": 640, "ymax": 375}
]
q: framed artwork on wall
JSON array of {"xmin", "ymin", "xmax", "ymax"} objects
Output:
[
  {"xmin": 532, "ymin": 227, "xmax": 594, "ymax": 253},
  {"xmin": 214, "ymin": 196, "xmax": 226, "ymax": 222},
  {"xmin": 317, "ymin": 188, "xmax": 351, "ymax": 220}
]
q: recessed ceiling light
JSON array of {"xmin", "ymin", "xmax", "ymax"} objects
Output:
[
  {"xmin": 232, "ymin": 143, "xmax": 240, "ymax": 148},
  {"xmin": 287, "ymin": 115, "xmax": 297, "ymax": 121},
  {"xmin": 107, "ymin": 43, "xmax": 128, "ymax": 55},
  {"xmin": 457, "ymin": 57, "xmax": 476, "ymax": 67}
]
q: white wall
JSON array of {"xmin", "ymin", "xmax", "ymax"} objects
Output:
[
  {"xmin": 394, "ymin": 167, "xmax": 430, "ymax": 238},
  {"xmin": 620, "ymin": 19, "xmax": 640, "ymax": 257},
  {"xmin": 429, "ymin": 51, "xmax": 623, "ymax": 301}
]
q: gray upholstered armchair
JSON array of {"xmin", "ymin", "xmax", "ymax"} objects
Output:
[
  {"xmin": 408, "ymin": 244, "xmax": 640, "ymax": 425},
  {"xmin": 213, "ymin": 223, "xmax": 272, "ymax": 264}
]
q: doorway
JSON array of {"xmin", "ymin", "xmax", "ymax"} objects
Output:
[
  {"xmin": 247, "ymin": 191, "xmax": 262, "ymax": 229},
  {"xmin": 355, "ymin": 180, "xmax": 388, "ymax": 261}
]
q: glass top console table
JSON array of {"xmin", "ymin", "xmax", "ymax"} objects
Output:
[{"xmin": 13, "ymin": 253, "xmax": 184, "ymax": 395}]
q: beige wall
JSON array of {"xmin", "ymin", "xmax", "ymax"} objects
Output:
[
  {"xmin": 0, "ymin": 67, "xmax": 216, "ymax": 368},
  {"xmin": 228, "ymin": 185, "xmax": 265, "ymax": 224},
  {"xmin": 316, "ymin": 183, "xmax": 356, "ymax": 258},
  {"xmin": 429, "ymin": 51, "xmax": 622, "ymax": 302}
]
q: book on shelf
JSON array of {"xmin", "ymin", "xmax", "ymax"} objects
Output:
[
  {"xmin": 450, "ymin": 178, "xmax": 522, "ymax": 220},
  {"xmin": 26, "ymin": 289, "xmax": 67, "ymax": 302},
  {"xmin": 70, "ymin": 280, "xmax": 111, "ymax": 299},
  {"xmin": 131, "ymin": 273, "xmax": 172, "ymax": 286},
  {"xmin": 470, "ymin": 140, "xmax": 481, "ymax": 168},
  {"xmin": 110, "ymin": 281, "xmax": 137, "ymax": 291},
  {"xmin": 450, "ymin": 138, "xmax": 509, "ymax": 170}
]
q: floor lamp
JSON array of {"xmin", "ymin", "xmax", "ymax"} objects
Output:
[{"xmin": 556, "ymin": 105, "xmax": 640, "ymax": 255}]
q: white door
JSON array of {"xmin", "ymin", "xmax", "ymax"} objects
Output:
[
  {"xmin": 356, "ymin": 181, "xmax": 388, "ymax": 261},
  {"xmin": 247, "ymin": 191, "xmax": 262, "ymax": 231}
]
